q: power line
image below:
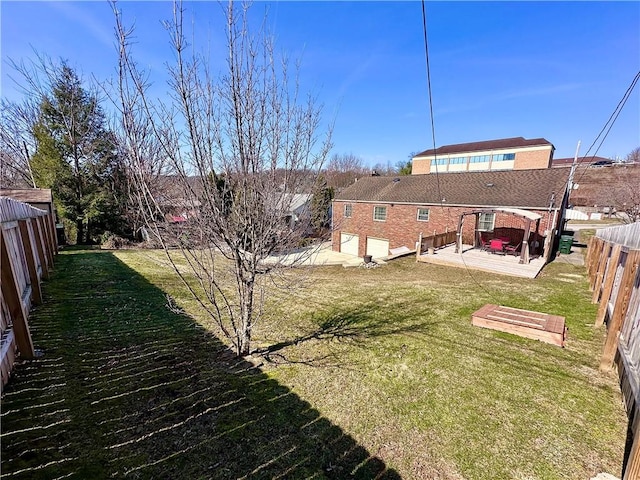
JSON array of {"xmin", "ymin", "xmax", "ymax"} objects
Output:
[
  {"xmin": 420, "ymin": 1, "xmax": 502, "ymax": 302},
  {"xmin": 574, "ymin": 69, "xmax": 640, "ymax": 185},
  {"xmin": 420, "ymin": 0, "xmax": 444, "ymax": 211}
]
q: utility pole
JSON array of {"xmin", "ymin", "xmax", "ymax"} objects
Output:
[
  {"xmin": 567, "ymin": 140, "xmax": 581, "ymax": 193},
  {"xmin": 556, "ymin": 140, "xmax": 581, "ymax": 237}
]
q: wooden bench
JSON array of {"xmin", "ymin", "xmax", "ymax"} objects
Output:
[{"xmin": 471, "ymin": 304, "xmax": 567, "ymax": 347}]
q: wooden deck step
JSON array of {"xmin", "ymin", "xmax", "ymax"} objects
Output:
[{"xmin": 471, "ymin": 304, "xmax": 567, "ymax": 347}]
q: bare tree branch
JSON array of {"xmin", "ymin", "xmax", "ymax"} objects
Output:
[{"xmin": 112, "ymin": 0, "xmax": 332, "ymax": 356}]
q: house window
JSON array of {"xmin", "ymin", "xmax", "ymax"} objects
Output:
[
  {"xmin": 373, "ymin": 206, "xmax": 387, "ymax": 222},
  {"xmin": 344, "ymin": 204, "xmax": 352, "ymax": 218},
  {"xmin": 493, "ymin": 153, "xmax": 515, "ymax": 161},
  {"xmin": 430, "ymin": 158, "xmax": 447, "ymax": 166},
  {"xmin": 478, "ymin": 212, "xmax": 495, "ymax": 231},
  {"xmin": 417, "ymin": 208, "xmax": 430, "ymax": 221},
  {"xmin": 470, "ymin": 155, "xmax": 491, "ymax": 163}
]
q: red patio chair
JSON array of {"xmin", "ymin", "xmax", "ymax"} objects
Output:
[
  {"xmin": 479, "ymin": 234, "xmax": 491, "ymax": 252},
  {"xmin": 505, "ymin": 242, "xmax": 521, "ymax": 256}
]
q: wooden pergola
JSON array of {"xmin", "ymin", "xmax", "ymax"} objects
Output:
[{"xmin": 454, "ymin": 207, "xmax": 542, "ymax": 264}]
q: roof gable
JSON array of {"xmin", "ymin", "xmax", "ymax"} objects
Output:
[{"xmin": 334, "ymin": 169, "xmax": 568, "ymax": 210}]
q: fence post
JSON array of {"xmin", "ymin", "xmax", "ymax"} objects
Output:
[
  {"xmin": 0, "ymin": 231, "xmax": 35, "ymax": 360},
  {"xmin": 37, "ymin": 216, "xmax": 54, "ymax": 271},
  {"xmin": 32, "ymin": 216, "xmax": 49, "ymax": 279},
  {"xmin": 595, "ymin": 244, "xmax": 623, "ymax": 327},
  {"xmin": 600, "ymin": 250, "xmax": 640, "ymax": 370},
  {"xmin": 587, "ymin": 236, "xmax": 602, "ymax": 281},
  {"xmin": 623, "ymin": 407, "xmax": 640, "ymax": 479},
  {"xmin": 18, "ymin": 219, "xmax": 42, "ymax": 304},
  {"xmin": 592, "ymin": 241, "xmax": 612, "ymax": 302}
]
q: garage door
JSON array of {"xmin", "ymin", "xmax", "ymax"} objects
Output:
[
  {"xmin": 366, "ymin": 237, "xmax": 389, "ymax": 259},
  {"xmin": 340, "ymin": 233, "xmax": 359, "ymax": 256}
]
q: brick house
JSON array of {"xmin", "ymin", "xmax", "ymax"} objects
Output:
[
  {"xmin": 331, "ymin": 168, "xmax": 569, "ymax": 259},
  {"xmin": 411, "ymin": 137, "xmax": 555, "ymax": 175}
]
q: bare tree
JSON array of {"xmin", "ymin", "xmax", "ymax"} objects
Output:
[
  {"xmin": 113, "ymin": 1, "xmax": 332, "ymax": 356},
  {"xmin": 612, "ymin": 149, "xmax": 640, "ymax": 223},
  {"xmin": 0, "ymin": 94, "xmax": 38, "ymax": 188},
  {"xmin": 371, "ymin": 160, "xmax": 397, "ymax": 176},
  {"xmin": 325, "ymin": 153, "xmax": 367, "ymax": 191},
  {"xmin": 626, "ymin": 146, "xmax": 640, "ymax": 164}
]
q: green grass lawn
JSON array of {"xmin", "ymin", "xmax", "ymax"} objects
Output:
[{"xmin": 1, "ymin": 248, "xmax": 628, "ymax": 479}]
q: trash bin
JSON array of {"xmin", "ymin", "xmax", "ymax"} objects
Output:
[
  {"xmin": 363, "ymin": 255, "xmax": 373, "ymax": 264},
  {"xmin": 559, "ymin": 235, "xmax": 573, "ymax": 254}
]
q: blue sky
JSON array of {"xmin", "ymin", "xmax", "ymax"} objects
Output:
[{"xmin": 2, "ymin": 1, "xmax": 639, "ymax": 166}]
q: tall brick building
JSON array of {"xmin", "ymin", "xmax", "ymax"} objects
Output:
[
  {"xmin": 332, "ymin": 168, "xmax": 569, "ymax": 258},
  {"xmin": 411, "ymin": 137, "xmax": 555, "ymax": 175}
]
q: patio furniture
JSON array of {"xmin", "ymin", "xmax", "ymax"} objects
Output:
[
  {"xmin": 479, "ymin": 234, "xmax": 491, "ymax": 252},
  {"xmin": 489, "ymin": 239, "xmax": 506, "ymax": 255},
  {"xmin": 505, "ymin": 242, "xmax": 521, "ymax": 256}
]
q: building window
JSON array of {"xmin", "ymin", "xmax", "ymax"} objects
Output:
[
  {"xmin": 344, "ymin": 204, "xmax": 352, "ymax": 218},
  {"xmin": 449, "ymin": 156, "xmax": 466, "ymax": 165},
  {"xmin": 470, "ymin": 155, "xmax": 491, "ymax": 163},
  {"xmin": 430, "ymin": 158, "xmax": 447, "ymax": 166},
  {"xmin": 493, "ymin": 153, "xmax": 515, "ymax": 161},
  {"xmin": 373, "ymin": 206, "xmax": 387, "ymax": 222},
  {"xmin": 478, "ymin": 212, "xmax": 495, "ymax": 231},
  {"xmin": 417, "ymin": 208, "xmax": 430, "ymax": 221}
]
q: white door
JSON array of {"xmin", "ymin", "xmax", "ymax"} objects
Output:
[
  {"xmin": 340, "ymin": 233, "xmax": 359, "ymax": 256},
  {"xmin": 366, "ymin": 237, "xmax": 389, "ymax": 259}
]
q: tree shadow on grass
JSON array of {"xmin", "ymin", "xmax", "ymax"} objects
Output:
[
  {"xmin": 0, "ymin": 249, "xmax": 401, "ymax": 479},
  {"xmin": 257, "ymin": 299, "xmax": 440, "ymax": 365}
]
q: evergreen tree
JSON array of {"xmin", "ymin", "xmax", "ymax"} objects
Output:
[{"xmin": 31, "ymin": 63, "xmax": 126, "ymax": 243}]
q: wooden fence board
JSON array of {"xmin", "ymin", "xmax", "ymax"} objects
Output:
[
  {"xmin": 19, "ymin": 219, "xmax": 42, "ymax": 304},
  {"xmin": 32, "ymin": 215, "xmax": 50, "ymax": 279},
  {"xmin": 0, "ymin": 195, "xmax": 55, "ymax": 388},
  {"xmin": 592, "ymin": 241, "xmax": 611, "ymax": 300},
  {"xmin": 587, "ymin": 222, "xmax": 640, "ymax": 476},
  {"xmin": 601, "ymin": 250, "xmax": 640, "ymax": 370},
  {"xmin": 1, "ymin": 231, "xmax": 35, "ymax": 360},
  {"xmin": 595, "ymin": 244, "xmax": 623, "ymax": 327}
]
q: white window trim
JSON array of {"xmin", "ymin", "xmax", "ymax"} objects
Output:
[
  {"xmin": 344, "ymin": 204, "xmax": 352, "ymax": 218},
  {"xmin": 417, "ymin": 208, "xmax": 430, "ymax": 222},
  {"xmin": 373, "ymin": 206, "xmax": 387, "ymax": 222},
  {"xmin": 478, "ymin": 213, "xmax": 496, "ymax": 231}
]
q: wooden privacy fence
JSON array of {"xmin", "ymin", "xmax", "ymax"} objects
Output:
[
  {"xmin": 0, "ymin": 196, "xmax": 57, "ymax": 392},
  {"xmin": 586, "ymin": 222, "xmax": 640, "ymax": 480},
  {"xmin": 416, "ymin": 230, "xmax": 457, "ymax": 256}
]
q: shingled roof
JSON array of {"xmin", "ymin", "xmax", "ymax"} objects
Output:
[
  {"xmin": 551, "ymin": 156, "xmax": 610, "ymax": 167},
  {"xmin": 0, "ymin": 188, "xmax": 53, "ymax": 204},
  {"xmin": 415, "ymin": 137, "xmax": 554, "ymax": 157},
  {"xmin": 335, "ymin": 169, "xmax": 569, "ymax": 210}
]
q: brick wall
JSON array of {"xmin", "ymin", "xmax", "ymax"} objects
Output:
[
  {"xmin": 513, "ymin": 148, "xmax": 553, "ymax": 170},
  {"xmin": 411, "ymin": 159, "xmax": 431, "ymax": 175},
  {"xmin": 332, "ymin": 201, "xmax": 557, "ymax": 257}
]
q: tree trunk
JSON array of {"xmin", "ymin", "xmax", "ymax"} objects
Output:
[
  {"xmin": 76, "ymin": 218, "xmax": 84, "ymax": 245},
  {"xmin": 237, "ymin": 277, "xmax": 254, "ymax": 356}
]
